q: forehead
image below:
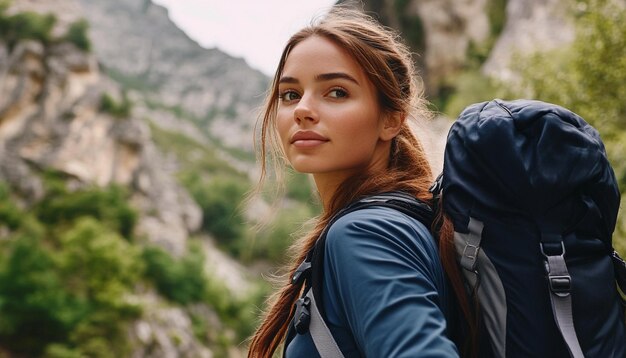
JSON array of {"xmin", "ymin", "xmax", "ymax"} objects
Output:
[{"xmin": 282, "ymin": 35, "xmax": 368, "ymax": 83}]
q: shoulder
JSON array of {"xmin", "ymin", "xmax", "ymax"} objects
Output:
[
  {"xmin": 325, "ymin": 206, "xmax": 439, "ymax": 269},
  {"xmin": 327, "ymin": 205, "xmax": 434, "ymax": 251}
]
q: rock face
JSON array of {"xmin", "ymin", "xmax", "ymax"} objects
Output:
[
  {"xmin": 482, "ymin": 0, "xmax": 576, "ymax": 81},
  {"xmin": 0, "ymin": 35, "xmax": 201, "ymax": 255},
  {"xmin": 412, "ymin": 0, "xmax": 490, "ymax": 94},
  {"xmin": 76, "ymin": 0, "xmax": 269, "ymax": 151},
  {"xmin": 356, "ymin": 0, "xmax": 491, "ymax": 96},
  {"xmin": 359, "ymin": 0, "xmax": 575, "ymax": 95}
]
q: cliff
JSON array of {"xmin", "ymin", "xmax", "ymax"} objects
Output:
[
  {"xmin": 357, "ymin": 0, "xmax": 574, "ymax": 96},
  {"xmin": 76, "ymin": 0, "xmax": 269, "ymax": 151},
  {"xmin": 0, "ymin": 36, "xmax": 201, "ymax": 256}
]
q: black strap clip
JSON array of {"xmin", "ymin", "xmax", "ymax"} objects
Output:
[
  {"xmin": 293, "ymin": 295, "xmax": 311, "ymax": 334},
  {"xmin": 291, "ymin": 259, "xmax": 311, "ymax": 285}
]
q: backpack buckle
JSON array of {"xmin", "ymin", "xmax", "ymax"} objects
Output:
[
  {"xmin": 548, "ymin": 275, "xmax": 572, "ymax": 294},
  {"xmin": 429, "ymin": 173, "xmax": 443, "ymax": 195},
  {"xmin": 540, "ymin": 242, "xmax": 572, "ymax": 297},
  {"xmin": 293, "ymin": 295, "xmax": 311, "ymax": 334},
  {"xmin": 291, "ymin": 259, "xmax": 311, "ymax": 285}
]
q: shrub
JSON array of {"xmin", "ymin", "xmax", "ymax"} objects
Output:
[
  {"xmin": 183, "ymin": 175, "xmax": 249, "ymax": 251},
  {"xmin": 0, "ymin": 183, "xmax": 22, "ymax": 231},
  {"xmin": 0, "ymin": 234, "xmax": 76, "ymax": 355},
  {"xmin": 64, "ymin": 19, "xmax": 91, "ymax": 52},
  {"xmin": 0, "ymin": 217, "xmax": 142, "ymax": 355},
  {"xmin": 36, "ymin": 182, "xmax": 137, "ymax": 239},
  {"xmin": 0, "ymin": 6, "xmax": 56, "ymax": 49},
  {"xmin": 285, "ymin": 169, "xmax": 316, "ymax": 203},
  {"xmin": 100, "ymin": 92, "xmax": 132, "ymax": 118},
  {"xmin": 142, "ymin": 243, "xmax": 206, "ymax": 305}
]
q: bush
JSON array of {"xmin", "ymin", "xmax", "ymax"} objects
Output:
[
  {"xmin": 0, "ymin": 234, "xmax": 76, "ymax": 355},
  {"xmin": 0, "ymin": 216, "xmax": 142, "ymax": 355},
  {"xmin": 64, "ymin": 19, "xmax": 91, "ymax": 52},
  {"xmin": 0, "ymin": 8, "xmax": 56, "ymax": 49},
  {"xmin": 244, "ymin": 203, "xmax": 315, "ymax": 264},
  {"xmin": 142, "ymin": 243, "xmax": 206, "ymax": 305},
  {"xmin": 36, "ymin": 181, "xmax": 137, "ymax": 239},
  {"xmin": 285, "ymin": 169, "xmax": 316, "ymax": 203},
  {"xmin": 100, "ymin": 92, "xmax": 132, "ymax": 118},
  {"xmin": 0, "ymin": 182, "xmax": 22, "ymax": 231},
  {"xmin": 183, "ymin": 175, "xmax": 249, "ymax": 251}
]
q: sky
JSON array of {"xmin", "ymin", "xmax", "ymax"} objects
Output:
[{"xmin": 151, "ymin": 0, "xmax": 337, "ymax": 76}]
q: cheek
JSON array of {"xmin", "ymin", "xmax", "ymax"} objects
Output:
[{"xmin": 275, "ymin": 110, "xmax": 292, "ymax": 148}]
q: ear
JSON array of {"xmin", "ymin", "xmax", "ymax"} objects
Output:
[{"xmin": 379, "ymin": 112, "xmax": 404, "ymax": 141}]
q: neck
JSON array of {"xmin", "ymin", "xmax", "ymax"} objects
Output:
[
  {"xmin": 313, "ymin": 141, "xmax": 392, "ymax": 212},
  {"xmin": 313, "ymin": 173, "xmax": 347, "ymax": 212}
]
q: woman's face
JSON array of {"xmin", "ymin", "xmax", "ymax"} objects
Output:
[{"xmin": 276, "ymin": 35, "xmax": 392, "ymax": 184}]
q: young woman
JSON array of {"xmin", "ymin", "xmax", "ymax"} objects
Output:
[{"xmin": 248, "ymin": 7, "xmax": 473, "ymax": 358}]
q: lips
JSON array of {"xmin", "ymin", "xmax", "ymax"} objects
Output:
[{"xmin": 290, "ymin": 131, "xmax": 329, "ymax": 147}]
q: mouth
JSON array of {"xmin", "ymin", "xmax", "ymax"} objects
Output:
[{"xmin": 290, "ymin": 131, "xmax": 329, "ymax": 147}]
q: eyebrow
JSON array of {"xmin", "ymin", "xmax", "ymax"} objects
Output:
[{"xmin": 278, "ymin": 72, "xmax": 360, "ymax": 86}]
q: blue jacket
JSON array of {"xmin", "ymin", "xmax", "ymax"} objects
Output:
[{"xmin": 285, "ymin": 206, "xmax": 459, "ymax": 357}]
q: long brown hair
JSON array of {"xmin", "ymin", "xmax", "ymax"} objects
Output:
[{"xmin": 248, "ymin": 7, "xmax": 475, "ymax": 357}]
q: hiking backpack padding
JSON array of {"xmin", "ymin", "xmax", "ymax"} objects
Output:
[{"xmin": 441, "ymin": 99, "xmax": 625, "ymax": 357}]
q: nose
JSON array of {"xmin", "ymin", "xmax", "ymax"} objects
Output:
[{"xmin": 294, "ymin": 95, "xmax": 318, "ymax": 124}]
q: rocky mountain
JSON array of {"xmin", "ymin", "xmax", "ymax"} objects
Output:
[
  {"xmin": 76, "ymin": 0, "xmax": 269, "ymax": 151},
  {"xmin": 0, "ymin": 32, "xmax": 200, "ymax": 256},
  {"xmin": 0, "ymin": 1, "xmax": 256, "ymax": 356}
]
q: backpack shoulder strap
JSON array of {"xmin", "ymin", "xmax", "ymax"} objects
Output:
[{"xmin": 289, "ymin": 192, "xmax": 433, "ymax": 357}]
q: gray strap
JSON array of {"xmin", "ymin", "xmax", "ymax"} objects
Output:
[
  {"xmin": 544, "ymin": 251, "xmax": 584, "ymax": 358},
  {"xmin": 306, "ymin": 289, "xmax": 345, "ymax": 358},
  {"xmin": 457, "ymin": 217, "xmax": 484, "ymax": 272}
]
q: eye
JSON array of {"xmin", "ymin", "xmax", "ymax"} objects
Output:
[
  {"xmin": 279, "ymin": 90, "xmax": 300, "ymax": 102},
  {"xmin": 327, "ymin": 88, "xmax": 348, "ymax": 99}
]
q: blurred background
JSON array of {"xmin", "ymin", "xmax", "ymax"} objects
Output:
[{"xmin": 0, "ymin": 0, "xmax": 624, "ymax": 356}]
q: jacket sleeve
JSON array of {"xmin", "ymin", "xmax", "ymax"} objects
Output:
[{"xmin": 323, "ymin": 207, "xmax": 459, "ymax": 358}]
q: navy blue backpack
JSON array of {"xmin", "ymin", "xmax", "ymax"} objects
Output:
[
  {"xmin": 288, "ymin": 99, "xmax": 626, "ymax": 358},
  {"xmin": 439, "ymin": 99, "xmax": 626, "ymax": 357}
]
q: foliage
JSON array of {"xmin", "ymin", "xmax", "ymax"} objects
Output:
[
  {"xmin": 0, "ymin": 175, "xmax": 142, "ymax": 356},
  {"xmin": 442, "ymin": 70, "xmax": 503, "ymax": 118},
  {"xmin": 0, "ymin": 172, "xmax": 269, "ymax": 354},
  {"xmin": 142, "ymin": 240, "xmax": 269, "ymax": 345},
  {"xmin": 0, "ymin": 2, "xmax": 93, "ymax": 53},
  {"xmin": 100, "ymin": 92, "xmax": 132, "ymax": 118},
  {"xmin": 0, "ymin": 218, "xmax": 141, "ymax": 356},
  {"xmin": 511, "ymin": 0, "xmax": 626, "ymax": 255},
  {"xmin": 0, "ymin": 4, "xmax": 56, "ymax": 49},
  {"xmin": 394, "ymin": 0, "xmax": 425, "ymax": 52},
  {"xmin": 285, "ymin": 169, "xmax": 316, "ymax": 203},
  {"xmin": 36, "ymin": 176, "xmax": 137, "ymax": 238},
  {"xmin": 467, "ymin": 0, "xmax": 508, "ymax": 67},
  {"xmin": 0, "ymin": 182, "xmax": 22, "ymax": 231},
  {"xmin": 243, "ymin": 203, "xmax": 315, "ymax": 264},
  {"xmin": 64, "ymin": 19, "xmax": 91, "ymax": 51},
  {"xmin": 149, "ymin": 123, "xmax": 243, "ymax": 177},
  {"xmin": 183, "ymin": 174, "xmax": 249, "ymax": 251},
  {"xmin": 142, "ymin": 243, "xmax": 206, "ymax": 305}
]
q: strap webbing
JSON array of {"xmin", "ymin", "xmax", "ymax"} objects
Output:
[
  {"xmin": 306, "ymin": 289, "xmax": 345, "ymax": 358},
  {"xmin": 544, "ymin": 249, "xmax": 584, "ymax": 358},
  {"xmin": 458, "ymin": 217, "xmax": 484, "ymax": 272}
]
